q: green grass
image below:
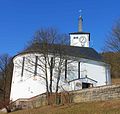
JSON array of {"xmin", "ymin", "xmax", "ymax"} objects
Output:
[{"xmin": 1, "ymin": 99, "xmax": 120, "ymax": 114}]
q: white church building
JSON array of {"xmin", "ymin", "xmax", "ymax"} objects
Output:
[{"xmin": 10, "ymin": 16, "xmax": 111, "ymax": 102}]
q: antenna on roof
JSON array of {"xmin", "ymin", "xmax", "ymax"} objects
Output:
[{"xmin": 78, "ymin": 9, "xmax": 83, "ymax": 32}]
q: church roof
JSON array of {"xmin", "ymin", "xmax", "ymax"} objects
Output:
[{"xmin": 17, "ymin": 43, "xmax": 103, "ymax": 62}]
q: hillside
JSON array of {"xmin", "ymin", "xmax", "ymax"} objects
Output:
[
  {"xmin": 102, "ymin": 52, "xmax": 120, "ymax": 78},
  {"xmin": 0, "ymin": 78, "xmax": 119, "ymax": 114},
  {"xmin": 0, "ymin": 99, "xmax": 120, "ymax": 114}
]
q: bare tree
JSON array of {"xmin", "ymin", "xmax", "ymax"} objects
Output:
[
  {"xmin": 14, "ymin": 28, "xmax": 71, "ymax": 104},
  {"xmin": 103, "ymin": 19, "xmax": 120, "ymax": 78},
  {"xmin": 0, "ymin": 54, "xmax": 13, "ymax": 112},
  {"xmin": 102, "ymin": 52, "xmax": 120, "ymax": 78},
  {"xmin": 105, "ymin": 19, "xmax": 120, "ymax": 52}
]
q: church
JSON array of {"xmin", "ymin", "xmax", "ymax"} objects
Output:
[{"xmin": 10, "ymin": 16, "xmax": 111, "ymax": 102}]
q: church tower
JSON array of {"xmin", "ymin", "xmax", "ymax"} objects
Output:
[{"xmin": 70, "ymin": 15, "xmax": 90, "ymax": 47}]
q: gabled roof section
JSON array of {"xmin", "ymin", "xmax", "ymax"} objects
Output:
[{"xmin": 16, "ymin": 43, "xmax": 103, "ymax": 62}]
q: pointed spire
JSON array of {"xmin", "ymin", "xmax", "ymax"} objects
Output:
[{"xmin": 78, "ymin": 10, "xmax": 83, "ymax": 32}]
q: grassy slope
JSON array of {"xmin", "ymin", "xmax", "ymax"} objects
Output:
[{"xmin": 0, "ymin": 99, "xmax": 119, "ymax": 114}]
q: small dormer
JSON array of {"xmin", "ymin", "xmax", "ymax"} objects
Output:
[{"xmin": 70, "ymin": 16, "xmax": 90, "ymax": 47}]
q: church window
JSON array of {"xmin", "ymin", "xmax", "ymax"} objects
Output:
[
  {"xmin": 34, "ymin": 56, "xmax": 38, "ymax": 75},
  {"xmin": 78, "ymin": 62, "xmax": 80, "ymax": 79},
  {"xmin": 65, "ymin": 60, "xmax": 67, "ymax": 80},
  {"xmin": 21, "ymin": 57, "xmax": 25, "ymax": 77}
]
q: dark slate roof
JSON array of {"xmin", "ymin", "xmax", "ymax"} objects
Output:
[
  {"xmin": 64, "ymin": 46, "xmax": 103, "ymax": 61},
  {"xmin": 16, "ymin": 43, "xmax": 103, "ymax": 62}
]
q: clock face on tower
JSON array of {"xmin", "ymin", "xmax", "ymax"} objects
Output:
[
  {"xmin": 79, "ymin": 36, "xmax": 86, "ymax": 43},
  {"xmin": 79, "ymin": 36, "xmax": 87, "ymax": 47}
]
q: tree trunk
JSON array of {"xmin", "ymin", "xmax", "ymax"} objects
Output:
[
  {"xmin": 56, "ymin": 70, "xmax": 61, "ymax": 93},
  {"xmin": 44, "ymin": 57, "xmax": 50, "ymax": 105},
  {"xmin": 49, "ymin": 57, "xmax": 53, "ymax": 94}
]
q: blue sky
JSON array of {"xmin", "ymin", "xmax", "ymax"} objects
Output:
[{"xmin": 0, "ymin": 0, "xmax": 120, "ymax": 56}]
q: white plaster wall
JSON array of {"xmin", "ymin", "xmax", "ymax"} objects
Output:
[
  {"xmin": 67, "ymin": 60, "xmax": 78, "ymax": 80},
  {"xmin": 80, "ymin": 61, "xmax": 109, "ymax": 86},
  {"xmin": 106, "ymin": 65, "xmax": 111, "ymax": 85},
  {"xmin": 10, "ymin": 53, "xmax": 68, "ymax": 101},
  {"xmin": 10, "ymin": 53, "xmax": 111, "ymax": 101},
  {"xmin": 10, "ymin": 53, "xmax": 47, "ymax": 101},
  {"xmin": 60, "ymin": 60, "xmax": 111, "ymax": 92}
]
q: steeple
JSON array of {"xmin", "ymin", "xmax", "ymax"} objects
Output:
[
  {"xmin": 78, "ymin": 10, "xmax": 83, "ymax": 32},
  {"xmin": 78, "ymin": 15, "xmax": 83, "ymax": 32},
  {"xmin": 69, "ymin": 10, "xmax": 90, "ymax": 47}
]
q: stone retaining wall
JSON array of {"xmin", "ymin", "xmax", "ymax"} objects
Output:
[
  {"xmin": 10, "ymin": 93, "xmax": 47, "ymax": 110},
  {"xmin": 10, "ymin": 84, "xmax": 120, "ymax": 110},
  {"xmin": 71, "ymin": 85, "xmax": 120, "ymax": 103}
]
